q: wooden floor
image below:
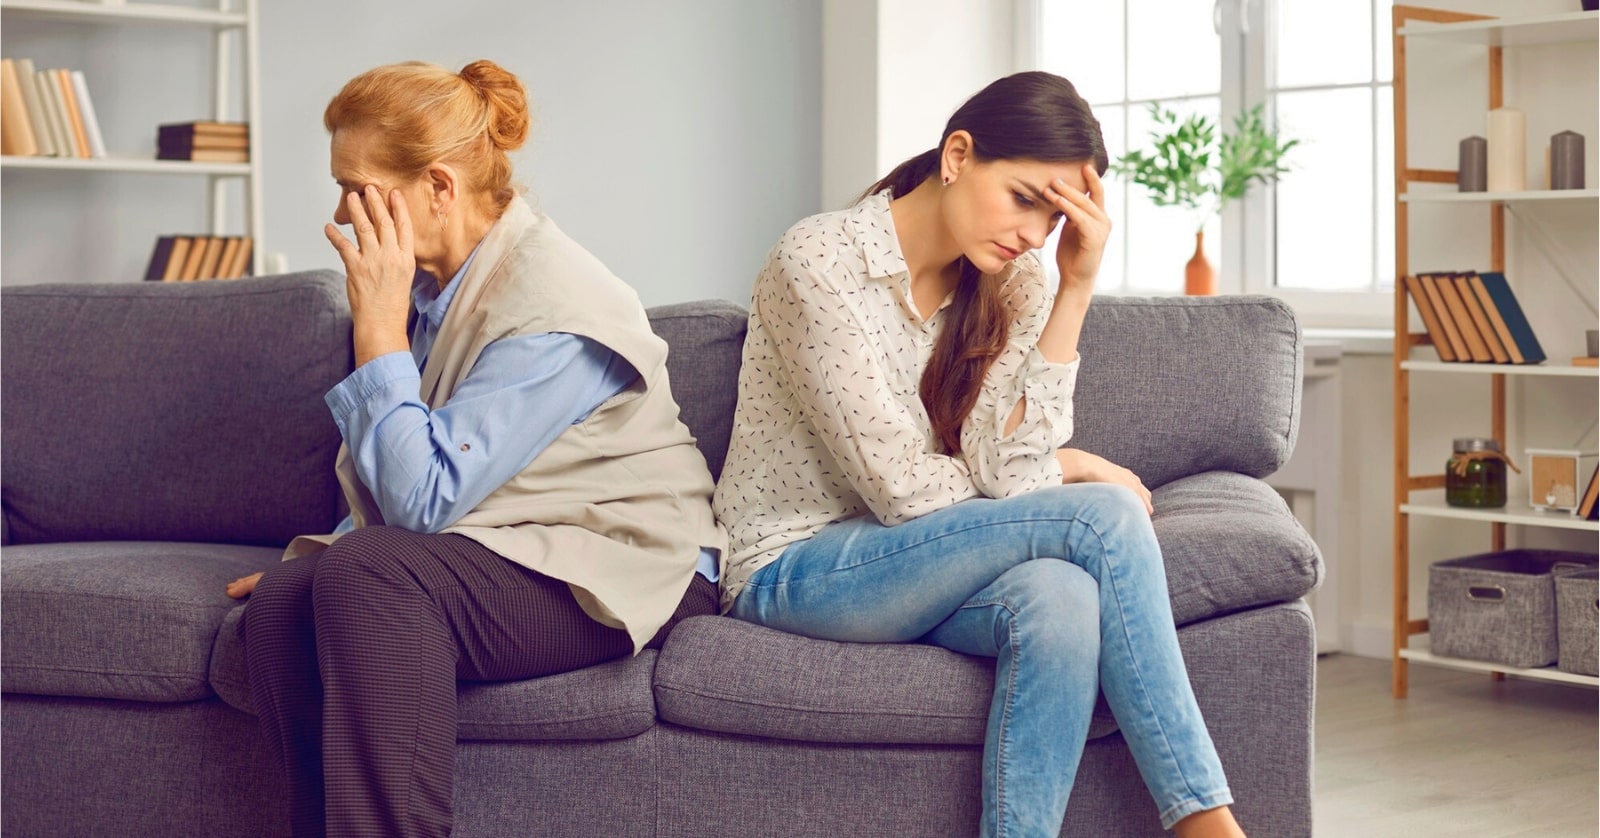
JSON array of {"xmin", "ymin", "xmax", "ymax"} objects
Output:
[{"xmin": 1313, "ymin": 653, "xmax": 1599, "ymax": 837}]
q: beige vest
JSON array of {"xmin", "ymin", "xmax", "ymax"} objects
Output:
[{"xmin": 286, "ymin": 197, "xmax": 727, "ymax": 652}]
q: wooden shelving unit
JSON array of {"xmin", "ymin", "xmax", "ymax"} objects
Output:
[
  {"xmin": 1391, "ymin": 5, "xmax": 1600, "ymax": 698},
  {"xmin": 0, "ymin": 0, "xmax": 263, "ymax": 274}
]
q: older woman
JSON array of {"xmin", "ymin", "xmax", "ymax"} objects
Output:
[{"xmin": 226, "ymin": 60, "xmax": 723, "ymax": 837}]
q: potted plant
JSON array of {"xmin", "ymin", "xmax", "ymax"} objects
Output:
[{"xmin": 1111, "ymin": 103, "xmax": 1298, "ymax": 295}]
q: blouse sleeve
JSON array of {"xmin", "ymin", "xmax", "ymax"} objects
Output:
[
  {"xmin": 957, "ymin": 256, "xmax": 1080, "ymax": 497},
  {"xmin": 754, "ymin": 237, "xmax": 980, "ymax": 526}
]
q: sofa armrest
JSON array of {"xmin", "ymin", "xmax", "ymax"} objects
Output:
[{"xmin": 1070, "ymin": 295, "xmax": 1302, "ymax": 489}]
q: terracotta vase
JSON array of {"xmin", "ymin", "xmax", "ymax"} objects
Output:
[{"xmin": 1184, "ymin": 230, "xmax": 1217, "ymax": 296}]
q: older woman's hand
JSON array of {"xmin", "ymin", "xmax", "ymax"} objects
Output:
[{"xmin": 326, "ymin": 185, "xmax": 415, "ymax": 366}]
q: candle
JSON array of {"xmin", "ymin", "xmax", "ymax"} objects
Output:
[
  {"xmin": 1551, "ymin": 130, "xmax": 1585, "ymax": 190},
  {"xmin": 1458, "ymin": 136, "xmax": 1487, "ymax": 191},
  {"xmin": 1486, "ymin": 107, "xmax": 1526, "ymax": 192}
]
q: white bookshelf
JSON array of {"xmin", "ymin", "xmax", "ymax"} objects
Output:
[
  {"xmin": 1399, "ymin": 10, "xmax": 1599, "ymax": 47},
  {"xmin": 1399, "ymin": 645, "xmax": 1599, "ymax": 688},
  {"xmin": 0, "ymin": 0, "xmax": 263, "ymax": 275}
]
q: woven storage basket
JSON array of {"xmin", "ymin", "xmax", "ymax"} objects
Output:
[
  {"xmin": 1556, "ymin": 568, "xmax": 1599, "ymax": 676},
  {"xmin": 1428, "ymin": 549, "xmax": 1598, "ymax": 668}
]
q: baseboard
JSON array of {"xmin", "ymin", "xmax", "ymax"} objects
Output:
[{"xmin": 1342, "ymin": 618, "xmax": 1392, "ymax": 660}]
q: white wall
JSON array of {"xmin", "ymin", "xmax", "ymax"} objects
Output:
[
  {"xmin": 1, "ymin": 0, "xmax": 822, "ymax": 308},
  {"xmin": 819, "ymin": 0, "xmax": 1015, "ymax": 210}
]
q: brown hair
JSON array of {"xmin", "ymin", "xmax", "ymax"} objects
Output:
[
  {"xmin": 323, "ymin": 59, "xmax": 531, "ymax": 218},
  {"xmin": 865, "ymin": 72, "xmax": 1107, "ymax": 455}
]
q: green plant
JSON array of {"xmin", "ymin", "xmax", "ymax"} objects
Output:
[{"xmin": 1111, "ymin": 102, "xmax": 1298, "ymax": 231}]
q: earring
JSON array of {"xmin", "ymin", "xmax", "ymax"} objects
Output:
[{"xmin": 942, "ymin": 176, "xmax": 951, "ymax": 186}]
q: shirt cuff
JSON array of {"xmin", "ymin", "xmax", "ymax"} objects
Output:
[{"xmin": 324, "ymin": 351, "xmax": 419, "ymax": 430}]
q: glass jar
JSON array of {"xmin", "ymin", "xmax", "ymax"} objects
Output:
[{"xmin": 1446, "ymin": 437, "xmax": 1507, "ymax": 508}]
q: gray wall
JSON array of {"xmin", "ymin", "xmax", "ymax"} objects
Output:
[{"xmin": 2, "ymin": 0, "xmax": 822, "ymax": 308}]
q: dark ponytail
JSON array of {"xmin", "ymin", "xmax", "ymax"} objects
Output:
[{"xmin": 861, "ymin": 71, "xmax": 1106, "ymax": 455}]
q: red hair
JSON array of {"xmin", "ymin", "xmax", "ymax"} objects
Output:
[{"xmin": 323, "ymin": 59, "xmax": 530, "ymax": 218}]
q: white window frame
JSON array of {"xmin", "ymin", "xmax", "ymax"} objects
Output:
[{"xmin": 1016, "ymin": 0, "xmax": 1395, "ymax": 329}]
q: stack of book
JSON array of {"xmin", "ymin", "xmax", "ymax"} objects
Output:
[
  {"xmin": 157, "ymin": 121, "xmax": 249, "ymax": 163},
  {"xmin": 0, "ymin": 57, "xmax": 107, "ymax": 158},
  {"xmin": 1404, "ymin": 271, "xmax": 1547, "ymax": 365},
  {"xmin": 144, "ymin": 235, "xmax": 253, "ymax": 281}
]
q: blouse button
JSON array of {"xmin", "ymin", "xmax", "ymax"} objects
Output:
[{"xmin": 460, "ymin": 443, "xmax": 471, "ymax": 452}]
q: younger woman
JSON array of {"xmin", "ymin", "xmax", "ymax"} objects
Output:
[{"xmin": 713, "ymin": 72, "xmax": 1245, "ymax": 838}]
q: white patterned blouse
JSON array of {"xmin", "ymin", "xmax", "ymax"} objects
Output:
[{"xmin": 712, "ymin": 191, "xmax": 1081, "ymax": 610}]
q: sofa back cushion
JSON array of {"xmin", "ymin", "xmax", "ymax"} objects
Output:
[
  {"xmin": 645, "ymin": 300, "xmax": 749, "ymax": 482},
  {"xmin": 1, "ymin": 272, "xmax": 352, "ymax": 546},
  {"xmin": 1073, "ymin": 295, "xmax": 1302, "ymax": 488},
  {"xmin": 644, "ymin": 295, "xmax": 1301, "ymax": 492}
]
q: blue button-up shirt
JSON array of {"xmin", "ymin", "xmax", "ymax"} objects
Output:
[{"xmin": 325, "ymin": 252, "xmax": 718, "ymax": 581}]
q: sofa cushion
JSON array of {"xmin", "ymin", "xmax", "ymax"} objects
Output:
[
  {"xmin": 1, "ymin": 542, "xmax": 282, "ymax": 702},
  {"xmin": 645, "ymin": 300, "xmax": 747, "ymax": 482},
  {"xmin": 654, "ymin": 615, "xmax": 1117, "ymax": 745},
  {"xmin": 210, "ymin": 605, "xmax": 659, "ymax": 741},
  {"xmin": 1073, "ymin": 296, "xmax": 1302, "ymax": 489},
  {"xmin": 0, "ymin": 272, "xmax": 351, "ymax": 546},
  {"xmin": 1150, "ymin": 470, "xmax": 1323, "ymax": 626}
]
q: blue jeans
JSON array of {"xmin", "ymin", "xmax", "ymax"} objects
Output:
[{"xmin": 730, "ymin": 483, "xmax": 1232, "ymax": 836}]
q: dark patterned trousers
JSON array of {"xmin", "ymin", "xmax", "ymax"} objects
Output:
[{"xmin": 237, "ymin": 525, "xmax": 717, "ymax": 838}]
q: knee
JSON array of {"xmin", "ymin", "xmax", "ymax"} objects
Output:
[
  {"xmin": 239, "ymin": 560, "xmax": 315, "ymax": 645},
  {"xmin": 999, "ymin": 560, "xmax": 1100, "ymax": 666},
  {"xmin": 311, "ymin": 526, "xmax": 416, "ymax": 603}
]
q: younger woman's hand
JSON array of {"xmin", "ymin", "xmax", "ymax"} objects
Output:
[
  {"xmin": 226, "ymin": 571, "xmax": 264, "ymax": 600},
  {"xmin": 1056, "ymin": 448, "xmax": 1153, "ymax": 515},
  {"xmin": 325, "ymin": 185, "xmax": 414, "ymax": 365},
  {"xmin": 1045, "ymin": 164, "xmax": 1111, "ymax": 300}
]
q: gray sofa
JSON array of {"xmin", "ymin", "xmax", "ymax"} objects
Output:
[{"xmin": 1, "ymin": 270, "xmax": 1321, "ymax": 837}]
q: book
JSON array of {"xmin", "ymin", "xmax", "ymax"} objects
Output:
[
  {"xmin": 161, "ymin": 237, "xmax": 193, "ymax": 282},
  {"xmin": 1434, "ymin": 272, "xmax": 1492, "ymax": 361},
  {"xmin": 1472, "ymin": 272, "xmax": 1547, "ymax": 364},
  {"xmin": 1453, "ymin": 273, "xmax": 1509, "ymax": 363},
  {"xmin": 13, "ymin": 59, "xmax": 54, "ymax": 157},
  {"xmin": 53, "ymin": 69, "xmax": 90, "ymax": 158},
  {"xmin": 174, "ymin": 148, "xmax": 249, "ymax": 163},
  {"xmin": 1578, "ymin": 466, "xmax": 1599, "ymax": 520},
  {"xmin": 177, "ymin": 235, "xmax": 209, "ymax": 281},
  {"xmin": 1404, "ymin": 275, "xmax": 1458, "ymax": 361},
  {"xmin": 32, "ymin": 68, "xmax": 73, "ymax": 158},
  {"xmin": 144, "ymin": 236, "xmax": 176, "ymax": 281},
  {"xmin": 69, "ymin": 71, "xmax": 106, "ymax": 159},
  {"xmin": 195, "ymin": 236, "xmax": 226, "ymax": 280},
  {"xmin": 214, "ymin": 237, "xmax": 242, "ymax": 280},
  {"xmin": 1417, "ymin": 273, "xmax": 1471, "ymax": 361},
  {"xmin": 158, "ymin": 120, "xmax": 248, "ymax": 137},
  {"xmin": 227, "ymin": 237, "xmax": 253, "ymax": 278},
  {"xmin": 159, "ymin": 134, "xmax": 250, "ymax": 154},
  {"xmin": 0, "ymin": 59, "xmax": 40, "ymax": 156}
]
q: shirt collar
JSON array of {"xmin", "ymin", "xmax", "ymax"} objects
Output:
[
  {"xmin": 410, "ymin": 243, "xmax": 483, "ymax": 330},
  {"xmin": 849, "ymin": 191, "xmax": 909, "ymax": 281}
]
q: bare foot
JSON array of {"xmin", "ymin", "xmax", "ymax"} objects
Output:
[
  {"xmin": 226, "ymin": 571, "xmax": 264, "ymax": 600},
  {"xmin": 1172, "ymin": 805, "xmax": 1245, "ymax": 838}
]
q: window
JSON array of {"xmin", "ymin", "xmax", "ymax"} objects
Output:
[{"xmin": 1024, "ymin": 0, "xmax": 1395, "ymax": 326}]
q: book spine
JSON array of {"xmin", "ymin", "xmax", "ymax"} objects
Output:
[
  {"xmin": 54, "ymin": 69, "xmax": 89, "ymax": 158},
  {"xmin": 13, "ymin": 59, "xmax": 54, "ymax": 157},
  {"xmin": 1436, "ymin": 274, "xmax": 1492, "ymax": 362},
  {"xmin": 161, "ymin": 237, "xmax": 192, "ymax": 282},
  {"xmin": 1403, "ymin": 275, "xmax": 1457, "ymax": 362},
  {"xmin": 1418, "ymin": 274, "xmax": 1471, "ymax": 361},
  {"xmin": 144, "ymin": 236, "xmax": 176, "ymax": 281},
  {"xmin": 69, "ymin": 71, "xmax": 106, "ymax": 159},
  {"xmin": 33, "ymin": 70, "xmax": 72, "ymax": 157},
  {"xmin": 0, "ymin": 59, "xmax": 40, "ymax": 156},
  {"xmin": 1454, "ymin": 274, "xmax": 1508, "ymax": 363}
]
